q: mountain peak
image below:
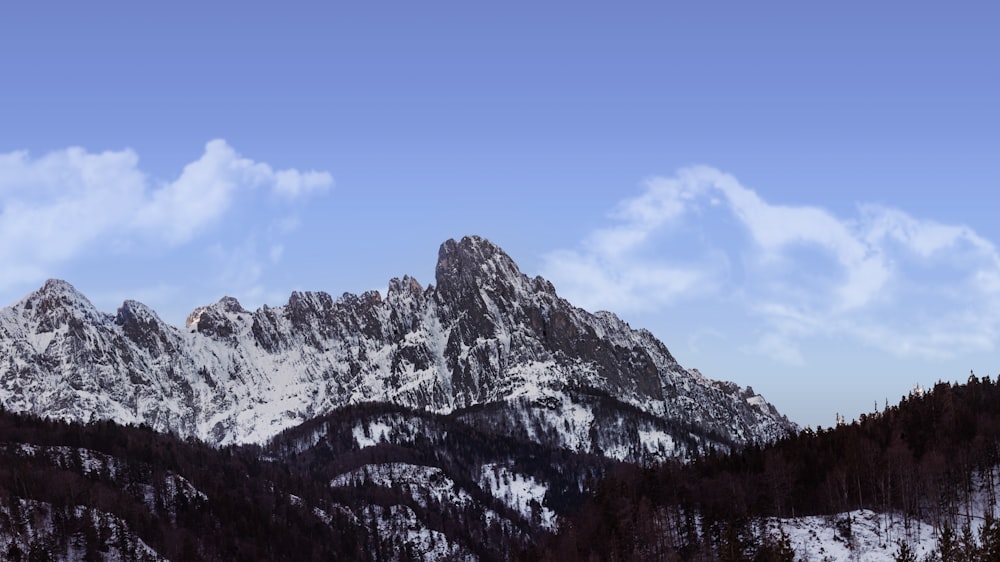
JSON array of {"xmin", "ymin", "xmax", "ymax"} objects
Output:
[
  {"xmin": 117, "ymin": 299, "xmax": 161, "ymax": 322},
  {"xmin": 213, "ymin": 296, "xmax": 247, "ymax": 314},
  {"xmin": 435, "ymin": 236, "xmax": 523, "ymax": 293},
  {"xmin": 116, "ymin": 299, "xmax": 175, "ymax": 354},
  {"xmin": 17, "ymin": 279, "xmax": 102, "ymax": 330},
  {"xmin": 184, "ymin": 296, "xmax": 246, "ymax": 334},
  {"xmin": 438, "ymin": 234, "xmax": 504, "ymax": 260},
  {"xmin": 36, "ymin": 278, "xmax": 88, "ymax": 301}
]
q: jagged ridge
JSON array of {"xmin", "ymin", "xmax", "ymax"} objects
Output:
[{"xmin": 0, "ymin": 236, "xmax": 794, "ymax": 455}]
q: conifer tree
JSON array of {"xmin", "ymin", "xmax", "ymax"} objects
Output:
[
  {"xmin": 893, "ymin": 539, "xmax": 917, "ymax": 562},
  {"xmin": 936, "ymin": 524, "xmax": 960, "ymax": 562}
]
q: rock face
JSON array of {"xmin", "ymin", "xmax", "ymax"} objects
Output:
[{"xmin": 0, "ymin": 236, "xmax": 794, "ymax": 455}]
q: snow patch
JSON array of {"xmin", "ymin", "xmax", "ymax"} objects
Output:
[
  {"xmin": 774, "ymin": 509, "xmax": 937, "ymax": 562},
  {"xmin": 478, "ymin": 463, "xmax": 557, "ymax": 531},
  {"xmin": 331, "ymin": 463, "xmax": 479, "ymax": 512},
  {"xmin": 352, "ymin": 420, "xmax": 394, "ymax": 448},
  {"xmin": 638, "ymin": 428, "xmax": 676, "ymax": 458}
]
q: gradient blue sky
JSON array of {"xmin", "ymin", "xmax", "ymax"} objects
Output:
[{"xmin": 1, "ymin": 2, "xmax": 997, "ymax": 427}]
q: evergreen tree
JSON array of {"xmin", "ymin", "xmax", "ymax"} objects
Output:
[
  {"xmin": 754, "ymin": 527, "xmax": 796, "ymax": 562},
  {"xmin": 981, "ymin": 514, "xmax": 1000, "ymax": 561},
  {"xmin": 936, "ymin": 524, "xmax": 960, "ymax": 562},
  {"xmin": 893, "ymin": 539, "xmax": 917, "ymax": 562},
  {"xmin": 960, "ymin": 522, "xmax": 978, "ymax": 561}
]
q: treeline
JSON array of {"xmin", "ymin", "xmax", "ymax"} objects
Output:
[{"xmin": 530, "ymin": 376, "xmax": 1000, "ymax": 561}]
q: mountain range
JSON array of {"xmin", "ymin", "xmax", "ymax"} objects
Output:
[
  {"xmin": 0, "ymin": 235, "xmax": 798, "ymax": 560},
  {"xmin": 0, "ymin": 236, "xmax": 992, "ymax": 561},
  {"xmin": 0, "ymin": 235, "xmax": 792, "ymax": 456}
]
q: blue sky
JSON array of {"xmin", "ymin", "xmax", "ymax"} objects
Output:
[{"xmin": 1, "ymin": 2, "xmax": 997, "ymax": 427}]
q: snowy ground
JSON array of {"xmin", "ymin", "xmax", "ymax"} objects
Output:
[
  {"xmin": 478, "ymin": 463, "xmax": 558, "ymax": 531},
  {"xmin": 773, "ymin": 509, "xmax": 937, "ymax": 561}
]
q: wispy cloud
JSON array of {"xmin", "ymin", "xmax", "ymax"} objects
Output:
[
  {"xmin": 0, "ymin": 140, "xmax": 333, "ymax": 291},
  {"xmin": 543, "ymin": 166, "xmax": 1000, "ymax": 362}
]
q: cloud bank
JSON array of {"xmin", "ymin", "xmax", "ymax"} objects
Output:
[
  {"xmin": 0, "ymin": 140, "xmax": 333, "ymax": 290},
  {"xmin": 543, "ymin": 166, "xmax": 1000, "ymax": 362}
]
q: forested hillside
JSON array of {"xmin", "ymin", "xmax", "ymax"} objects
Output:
[
  {"xmin": 10, "ymin": 365, "xmax": 1000, "ymax": 560},
  {"xmin": 531, "ymin": 375, "xmax": 1000, "ymax": 561},
  {"xmin": 0, "ymin": 407, "xmax": 369, "ymax": 561},
  {"xmin": 0, "ymin": 401, "xmax": 612, "ymax": 561}
]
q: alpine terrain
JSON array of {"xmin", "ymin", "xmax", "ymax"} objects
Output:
[{"xmin": 0, "ymin": 235, "xmax": 795, "ymax": 560}]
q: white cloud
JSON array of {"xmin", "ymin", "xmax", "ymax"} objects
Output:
[
  {"xmin": 0, "ymin": 147, "xmax": 146, "ymax": 265},
  {"xmin": 0, "ymin": 140, "xmax": 333, "ymax": 291},
  {"xmin": 274, "ymin": 168, "xmax": 334, "ymax": 198},
  {"xmin": 134, "ymin": 139, "xmax": 333, "ymax": 244},
  {"xmin": 543, "ymin": 249, "xmax": 712, "ymax": 312},
  {"xmin": 540, "ymin": 168, "xmax": 729, "ymax": 313},
  {"xmin": 544, "ymin": 166, "xmax": 1000, "ymax": 362}
]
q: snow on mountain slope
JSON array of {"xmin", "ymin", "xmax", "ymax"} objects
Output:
[
  {"xmin": 0, "ymin": 497, "xmax": 166, "ymax": 561},
  {"xmin": 0, "ymin": 236, "xmax": 794, "ymax": 453},
  {"xmin": 330, "ymin": 462, "xmax": 485, "ymax": 515},
  {"xmin": 478, "ymin": 463, "xmax": 558, "ymax": 531},
  {"xmin": 359, "ymin": 504, "xmax": 477, "ymax": 562},
  {"xmin": 773, "ymin": 510, "xmax": 937, "ymax": 562}
]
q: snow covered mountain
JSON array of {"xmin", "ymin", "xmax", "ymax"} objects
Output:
[{"xmin": 0, "ymin": 235, "xmax": 793, "ymax": 456}]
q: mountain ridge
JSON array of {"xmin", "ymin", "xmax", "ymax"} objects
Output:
[{"xmin": 0, "ymin": 235, "xmax": 794, "ymax": 455}]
